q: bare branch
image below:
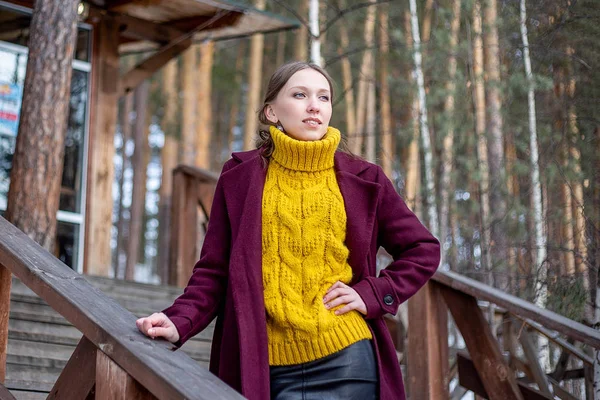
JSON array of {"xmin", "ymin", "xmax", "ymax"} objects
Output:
[{"xmin": 320, "ymin": 0, "xmax": 393, "ymax": 35}]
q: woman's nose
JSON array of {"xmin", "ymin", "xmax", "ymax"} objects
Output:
[{"xmin": 307, "ymin": 99, "xmax": 320, "ymax": 113}]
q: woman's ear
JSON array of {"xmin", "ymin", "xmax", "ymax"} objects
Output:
[{"xmin": 265, "ymin": 105, "xmax": 278, "ymax": 124}]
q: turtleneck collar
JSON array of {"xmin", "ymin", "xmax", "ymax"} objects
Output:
[{"xmin": 270, "ymin": 125, "xmax": 341, "ymax": 172}]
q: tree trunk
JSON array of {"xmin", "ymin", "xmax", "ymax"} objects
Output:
[
  {"xmin": 337, "ymin": 0, "xmax": 356, "ymax": 140},
  {"xmin": 378, "ymin": 3, "xmax": 393, "ymax": 178},
  {"xmin": 114, "ymin": 63, "xmax": 135, "ymax": 279},
  {"xmin": 520, "ymin": 0, "xmax": 549, "ymax": 369},
  {"xmin": 181, "ymin": 47, "xmax": 197, "ymax": 164},
  {"xmin": 124, "ymin": 81, "xmax": 150, "ymax": 281},
  {"xmin": 483, "ymin": 0, "xmax": 508, "ymax": 273},
  {"xmin": 157, "ymin": 59, "xmax": 179, "ymax": 284},
  {"xmin": 294, "ymin": 0, "xmax": 309, "ymax": 61},
  {"xmin": 309, "ymin": 0, "xmax": 321, "ymax": 66},
  {"xmin": 365, "ymin": 78, "xmax": 376, "ymax": 163},
  {"xmin": 565, "ymin": 62, "xmax": 587, "ymax": 283},
  {"xmin": 439, "ymin": 0, "xmax": 461, "ymax": 268},
  {"xmin": 472, "ymin": 0, "xmax": 493, "ymax": 279},
  {"xmin": 228, "ymin": 43, "xmax": 246, "ymax": 152},
  {"xmin": 2, "ymin": 1, "xmax": 77, "ymax": 369},
  {"xmin": 409, "ymin": 0, "xmax": 438, "ymax": 237},
  {"xmin": 275, "ymin": 31, "xmax": 287, "ymax": 68},
  {"xmin": 243, "ymin": 0, "xmax": 266, "ymax": 151},
  {"xmin": 5, "ymin": 0, "xmax": 78, "ymax": 249},
  {"xmin": 196, "ymin": 40, "xmax": 214, "ymax": 169},
  {"xmin": 403, "ymin": 10, "xmax": 421, "ymax": 217},
  {"xmin": 351, "ymin": 0, "xmax": 376, "ymax": 156},
  {"xmin": 519, "ymin": 0, "xmax": 546, "ymax": 304}
]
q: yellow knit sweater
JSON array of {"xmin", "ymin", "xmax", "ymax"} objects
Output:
[{"xmin": 262, "ymin": 125, "xmax": 372, "ymax": 366}]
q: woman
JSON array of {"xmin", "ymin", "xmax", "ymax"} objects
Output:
[{"xmin": 137, "ymin": 61, "xmax": 440, "ymax": 400}]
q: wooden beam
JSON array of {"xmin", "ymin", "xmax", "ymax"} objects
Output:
[
  {"xmin": 457, "ymin": 352, "xmax": 552, "ymax": 400},
  {"xmin": 48, "ymin": 337, "xmax": 96, "ymax": 400},
  {"xmin": 169, "ymin": 170, "xmax": 199, "ymax": 287},
  {"xmin": 433, "ymin": 270, "xmax": 600, "ymax": 349},
  {"xmin": 0, "ymin": 382, "xmax": 16, "ymax": 400},
  {"xmin": 169, "ymin": 12, "xmax": 242, "ymax": 32},
  {"xmin": 85, "ymin": 15, "xmax": 120, "ymax": 277},
  {"xmin": 439, "ymin": 284, "xmax": 524, "ymax": 400},
  {"xmin": 96, "ymin": 350, "xmax": 155, "ymax": 400},
  {"xmin": 407, "ymin": 282, "xmax": 449, "ymax": 400},
  {"xmin": 120, "ymin": 36, "xmax": 192, "ymax": 96},
  {"xmin": 521, "ymin": 317, "xmax": 593, "ymax": 366},
  {"xmin": 105, "ymin": 0, "xmax": 139, "ymax": 9},
  {"xmin": 115, "ymin": 14, "xmax": 186, "ymax": 44},
  {"xmin": 0, "ymin": 264, "xmax": 11, "ymax": 383},
  {"xmin": 513, "ymin": 320, "xmax": 554, "ymax": 398}
]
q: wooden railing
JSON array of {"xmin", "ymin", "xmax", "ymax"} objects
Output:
[
  {"xmin": 168, "ymin": 165, "xmax": 218, "ymax": 288},
  {"xmin": 406, "ymin": 270, "xmax": 600, "ymax": 400},
  {"xmin": 0, "ymin": 216, "xmax": 243, "ymax": 400}
]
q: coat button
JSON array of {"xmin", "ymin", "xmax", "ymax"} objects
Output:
[{"xmin": 383, "ymin": 294, "xmax": 394, "ymax": 306}]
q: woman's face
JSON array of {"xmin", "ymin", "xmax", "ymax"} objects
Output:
[{"xmin": 265, "ymin": 68, "xmax": 332, "ymax": 141}]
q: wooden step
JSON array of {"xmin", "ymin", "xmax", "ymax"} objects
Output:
[{"xmin": 6, "ymin": 275, "xmax": 214, "ymax": 398}]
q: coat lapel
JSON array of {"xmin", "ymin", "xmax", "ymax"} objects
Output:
[
  {"xmin": 220, "ymin": 150, "xmax": 270, "ymax": 395},
  {"xmin": 334, "ymin": 153, "xmax": 382, "ymax": 281}
]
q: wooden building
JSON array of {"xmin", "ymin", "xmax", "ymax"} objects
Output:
[{"xmin": 0, "ymin": 0, "xmax": 298, "ymax": 279}]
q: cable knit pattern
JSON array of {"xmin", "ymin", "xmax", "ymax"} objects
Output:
[{"xmin": 262, "ymin": 126, "xmax": 372, "ymax": 366}]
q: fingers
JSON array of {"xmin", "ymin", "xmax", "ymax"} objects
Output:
[
  {"xmin": 136, "ymin": 313, "xmax": 166, "ymax": 336},
  {"xmin": 323, "ymin": 282, "xmax": 368, "ymax": 316}
]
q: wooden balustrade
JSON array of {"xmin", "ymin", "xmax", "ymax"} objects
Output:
[
  {"xmin": 405, "ymin": 270, "xmax": 600, "ymax": 400},
  {"xmin": 0, "ymin": 216, "xmax": 244, "ymax": 399}
]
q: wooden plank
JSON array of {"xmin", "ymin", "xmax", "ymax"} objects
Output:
[
  {"xmin": 175, "ymin": 165, "xmax": 219, "ymax": 183},
  {"xmin": 439, "ymin": 284, "xmax": 524, "ymax": 400},
  {"xmin": 96, "ymin": 350, "xmax": 155, "ymax": 399},
  {"xmin": 0, "ymin": 216, "xmax": 244, "ymax": 400},
  {"xmin": 0, "ymin": 264, "xmax": 10, "ymax": 383},
  {"xmin": 407, "ymin": 282, "xmax": 449, "ymax": 400},
  {"xmin": 550, "ymin": 344, "xmax": 573, "ymax": 380},
  {"xmin": 115, "ymin": 14, "xmax": 187, "ymax": 44},
  {"xmin": 47, "ymin": 336, "xmax": 96, "ymax": 400},
  {"xmin": 522, "ymin": 317, "xmax": 593, "ymax": 366},
  {"xmin": 514, "ymin": 320, "xmax": 553, "ymax": 397},
  {"xmin": 457, "ymin": 352, "xmax": 551, "ymax": 400},
  {"xmin": 433, "ymin": 270, "xmax": 600, "ymax": 349},
  {"xmin": 547, "ymin": 376, "xmax": 579, "ymax": 400},
  {"xmin": 0, "ymin": 382, "xmax": 16, "ymax": 400},
  {"xmin": 120, "ymin": 36, "xmax": 192, "ymax": 96},
  {"xmin": 84, "ymin": 15, "xmax": 121, "ymax": 277}
]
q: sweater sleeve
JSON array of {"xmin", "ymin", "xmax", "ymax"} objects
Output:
[
  {"xmin": 352, "ymin": 166, "xmax": 440, "ymax": 319},
  {"xmin": 162, "ymin": 160, "xmax": 236, "ymax": 345}
]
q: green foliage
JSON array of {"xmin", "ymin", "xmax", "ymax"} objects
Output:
[{"xmin": 546, "ymin": 275, "xmax": 587, "ymax": 321}]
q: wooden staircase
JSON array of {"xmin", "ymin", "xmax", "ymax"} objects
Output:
[{"xmin": 5, "ymin": 276, "xmax": 214, "ymax": 400}]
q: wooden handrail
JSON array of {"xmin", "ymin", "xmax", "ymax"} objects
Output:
[
  {"xmin": 0, "ymin": 216, "xmax": 243, "ymax": 399},
  {"xmin": 432, "ymin": 269, "xmax": 600, "ymax": 349}
]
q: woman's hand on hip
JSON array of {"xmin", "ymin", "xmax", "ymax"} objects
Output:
[
  {"xmin": 323, "ymin": 281, "xmax": 367, "ymax": 316},
  {"xmin": 136, "ymin": 312, "xmax": 180, "ymax": 343}
]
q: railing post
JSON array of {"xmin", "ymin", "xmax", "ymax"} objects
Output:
[
  {"xmin": 169, "ymin": 169, "xmax": 198, "ymax": 288},
  {"xmin": 0, "ymin": 264, "xmax": 11, "ymax": 383},
  {"xmin": 96, "ymin": 350, "xmax": 156, "ymax": 399},
  {"xmin": 407, "ymin": 282, "xmax": 449, "ymax": 399}
]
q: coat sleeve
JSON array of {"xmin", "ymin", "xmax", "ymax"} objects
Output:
[
  {"xmin": 352, "ymin": 166, "xmax": 441, "ymax": 319},
  {"xmin": 162, "ymin": 160, "xmax": 236, "ymax": 345}
]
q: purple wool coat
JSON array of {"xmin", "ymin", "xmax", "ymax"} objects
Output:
[{"xmin": 163, "ymin": 149, "xmax": 440, "ymax": 400}]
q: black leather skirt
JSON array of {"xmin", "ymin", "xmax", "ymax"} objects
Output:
[{"xmin": 270, "ymin": 339, "xmax": 378, "ymax": 400}]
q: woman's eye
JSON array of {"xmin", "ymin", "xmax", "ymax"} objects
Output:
[
  {"xmin": 293, "ymin": 92, "xmax": 306, "ymax": 98},
  {"xmin": 320, "ymin": 95, "xmax": 330, "ymax": 102}
]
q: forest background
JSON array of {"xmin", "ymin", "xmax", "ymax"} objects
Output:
[{"xmin": 112, "ymin": 0, "xmax": 600, "ymax": 328}]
